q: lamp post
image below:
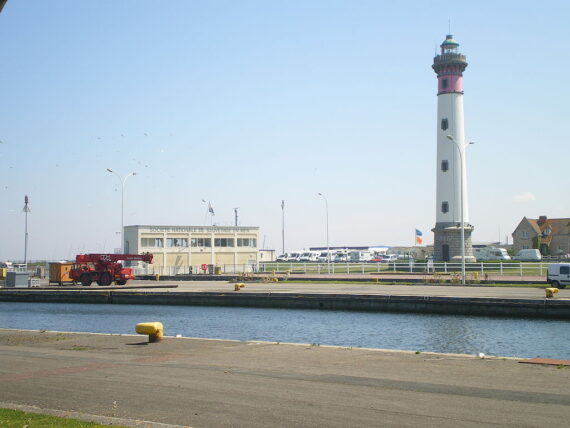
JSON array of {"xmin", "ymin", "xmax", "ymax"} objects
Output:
[
  {"xmin": 445, "ymin": 135, "xmax": 474, "ymax": 285},
  {"xmin": 23, "ymin": 195, "xmax": 30, "ymax": 265},
  {"xmin": 317, "ymin": 193, "xmax": 330, "ymax": 273},
  {"xmin": 106, "ymin": 169, "xmax": 136, "ymax": 253},
  {"xmin": 202, "ymin": 199, "xmax": 215, "ymax": 265}
]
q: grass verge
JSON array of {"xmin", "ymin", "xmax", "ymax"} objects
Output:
[
  {"xmin": 0, "ymin": 408, "xmax": 127, "ymax": 428},
  {"xmin": 280, "ymin": 280, "xmax": 548, "ymax": 287}
]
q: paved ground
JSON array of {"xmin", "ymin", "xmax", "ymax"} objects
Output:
[
  {"xmin": 1, "ymin": 330, "xmax": 569, "ymax": 427},
  {"xmin": 106, "ymin": 280, "xmax": 568, "ymax": 301}
]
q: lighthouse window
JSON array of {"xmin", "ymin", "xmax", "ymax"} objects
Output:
[
  {"xmin": 441, "ymin": 118, "xmax": 448, "ymax": 130},
  {"xmin": 441, "ymin": 160, "xmax": 449, "ymax": 172},
  {"xmin": 441, "ymin": 201, "xmax": 449, "ymax": 213},
  {"xmin": 442, "ymin": 78, "xmax": 449, "ymax": 89}
]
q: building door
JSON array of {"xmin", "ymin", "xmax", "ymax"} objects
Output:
[{"xmin": 442, "ymin": 244, "xmax": 450, "ymax": 262}]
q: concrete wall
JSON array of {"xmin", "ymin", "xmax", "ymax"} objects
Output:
[{"xmin": 2, "ymin": 290, "xmax": 569, "ymax": 319}]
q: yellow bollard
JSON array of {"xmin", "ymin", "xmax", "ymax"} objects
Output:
[
  {"xmin": 155, "ymin": 273, "xmax": 160, "ymax": 281},
  {"xmin": 234, "ymin": 283, "xmax": 245, "ymax": 291},
  {"xmin": 135, "ymin": 322, "xmax": 164, "ymax": 343},
  {"xmin": 545, "ymin": 288, "xmax": 559, "ymax": 298}
]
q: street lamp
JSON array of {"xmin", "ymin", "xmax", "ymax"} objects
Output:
[
  {"xmin": 202, "ymin": 199, "xmax": 215, "ymax": 265},
  {"xmin": 445, "ymin": 135, "xmax": 474, "ymax": 285},
  {"xmin": 106, "ymin": 169, "xmax": 136, "ymax": 253},
  {"xmin": 317, "ymin": 193, "xmax": 330, "ymax": 273},
  {"xmin": 23, "ymin": 195, "xmax": 30, "ymax": 265}
]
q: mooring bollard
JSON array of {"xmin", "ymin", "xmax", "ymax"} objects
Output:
[
  {"xmin": 545, "ymin": 288, "xmax": 559, "ymax": 298},
  {"xmin": 135, "ymin": 322, "xmax": 164, "ymax": 343}
]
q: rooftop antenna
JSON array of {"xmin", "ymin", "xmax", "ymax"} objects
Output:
[{"xmin": 233, "ymin": 207, "xmax": 239, "ymax": 227}]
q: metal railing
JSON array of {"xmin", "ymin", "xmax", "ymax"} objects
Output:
[
  {"xmin": 257, "ymin": 261, "xmax": 553, "ymax": 277},
  {"xmin": 133, "ymin": 264, "xmax": 256, "ymax": 276}
]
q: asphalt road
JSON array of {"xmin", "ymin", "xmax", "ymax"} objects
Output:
[
  {"xmin": 112, "ymin": 280, "xmax": 569, "ymax": 301},
  {"xmin": 1, "ymin": 330, "xmax": 569, "ymax": 427}
]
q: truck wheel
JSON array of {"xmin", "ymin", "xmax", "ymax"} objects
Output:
[
  {"xmin": 80, "ymin": 274, "xmax": 91, "ymax": 287},
  {"xmin": 99, "ymin": 272, "xmax": 112, "ymax": 286},
  {"xmin": 116, "ymin": 280, "xmax": 127, "ymax": 285},
  {"xmin": 552, "ymin": 281, "xmax": 561, "ymax": 289}
]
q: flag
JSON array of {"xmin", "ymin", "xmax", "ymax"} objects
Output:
[
  {"xmin": 415, "ymin": 229, "xmax": 423, "ymax": 245},
  {"xmin": 208, "ymin": 202, "xmax": 215, "ymax": 216}
]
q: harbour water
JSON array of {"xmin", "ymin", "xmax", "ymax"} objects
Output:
[{"xmin": 1, "ymin": 302, "xmax": 569, "ymax": 359}]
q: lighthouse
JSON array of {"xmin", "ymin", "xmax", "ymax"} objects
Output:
[{"xmin": 431, "ymin": 35, "xmax": 475, "ymax": 262}]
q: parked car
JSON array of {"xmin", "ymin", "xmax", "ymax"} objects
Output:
[
  {"xmin": 547, "ymin": 263, "xmax": 570, "ymax": 289},
  {"xmin": 381, "ymin": 254, "xmax": 398, "ymax": 263}
]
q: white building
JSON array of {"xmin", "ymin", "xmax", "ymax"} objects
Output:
[{"xmin": 124, "ymin": 225, "xmax": 259, "ymax": 270}]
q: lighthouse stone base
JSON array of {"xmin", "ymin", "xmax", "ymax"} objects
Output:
[{"xmin": 432, "ymin": 223, "xmax": 476, "ymax": 262}]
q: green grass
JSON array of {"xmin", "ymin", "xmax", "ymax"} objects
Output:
[{"xmin": 0, "ymin": 408, "xmax": 127, "ymax": 427}]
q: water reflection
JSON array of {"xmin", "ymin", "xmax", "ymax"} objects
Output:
[{"xmin": 0, "ymin": 302, "xmax": 569, "ymax": 359}]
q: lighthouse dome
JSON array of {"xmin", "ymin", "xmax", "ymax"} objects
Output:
[{"xmin": 441, "ymin": 34, "xmax": 459, "ymax": 49}]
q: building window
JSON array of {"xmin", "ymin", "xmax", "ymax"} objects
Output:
[
  {"xmin": 441, "ymin": 118, "xmax": 448, "ymax": 130},
  {"xmin": 521, "ymin": 230, "xmax": 529, "ymax": 240},
  {"xmin": 214, "ymin": 238, "xmax": 235, "ymax": 247},
  {"xmin": 141, "ymin": 238, "xmax": 163, "ymax": 248},
  {"xmin": 441, "ymin": 160, "xmax": 449, "ymax": 172},
  {"xmin": 237, "ymin": 238, "xmax": 257, "ymax": 247},
  {"xmin": 442, "ymin": 79, "xmax": 448, "ymax": 89},
  {"xmin": 166, "ymin": 238, "xmax": 188, "ymax": 248},
  {"xmin": 191, "ymin": 238, "xmax": 211, "ymax": 247},
  {"xmin": 441, "ymin": 201, "xmax": 449, "ymax": 213}
]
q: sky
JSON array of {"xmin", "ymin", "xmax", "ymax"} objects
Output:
[{"xmin": 0, "ymin": 0, "xmax": 569, "ymax": 261}]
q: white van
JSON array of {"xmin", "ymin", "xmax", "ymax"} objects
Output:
[
  {"xmin": 317, "ymin": 251, "xmax": 334, "ymax": 263},
  {"xmin": 299, "ymin": 251, "xmax": 319, "ymax": 262},
  {"xmin": 349, "ymin": 250, "xmax": 373, "ymax": 262},
  {"xmin": 547, "ymin": 263, "xmax": 570, "ymax": 289},
  {"xmin": 289, "ymin": 252, "xmax": 302, "ymax": 262},
  {"xmin": 473, "ymin": 247, "xmax": 511, "ymax": 261},
  {"xmin": 513, "ymin": 249, "xmax": 542, "ymax": 261},
  {"xmin": 276, "ymin": 253, "xmax": 290, "ymax": 262},
  {"xmin": 381, "ymin": 254, "xmax": 398, "ymax": 263},
  {"xmin": 334, "ymin": 252, "xmax": 348, "ymax": 262}
]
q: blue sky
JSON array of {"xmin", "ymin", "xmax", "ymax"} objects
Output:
[{"xmin": 1, "ymin": 0, "xmax": 569, "ymax": 260}]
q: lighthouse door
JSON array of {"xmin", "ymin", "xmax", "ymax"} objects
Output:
[{"xmin": 442, "ymin": 244, "xmax": 450, "ymax": 262}]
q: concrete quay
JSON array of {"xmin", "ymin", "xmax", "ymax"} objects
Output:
[
  {"xmin": 1, "ymin": 280, "xmax": 570, "ymax": 318},
  {"xmin": 1, "ymin": 329, "xmax": 569, "ymax": 427}
]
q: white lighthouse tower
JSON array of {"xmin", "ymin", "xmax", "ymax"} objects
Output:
[{"xmin": 431, "ymin": 35, "xmax": 475, "ymax": 262}]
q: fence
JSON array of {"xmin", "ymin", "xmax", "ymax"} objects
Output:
[
  {"xmin": 258, "ymin": 261, "xmax": 554, "ymax": 277},
  {"xmin": 133, "ymin": 263, "xmax": 256, "ymax": 276}
]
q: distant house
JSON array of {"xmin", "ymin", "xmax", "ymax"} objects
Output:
[{"xmin": 512, "ymin": 216, "xmax": 570, "ymax": 256}]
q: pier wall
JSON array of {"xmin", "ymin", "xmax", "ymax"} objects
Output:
[{"xmin": 1, "ymin": 290, "xmax": 569, "ymax": 319}]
